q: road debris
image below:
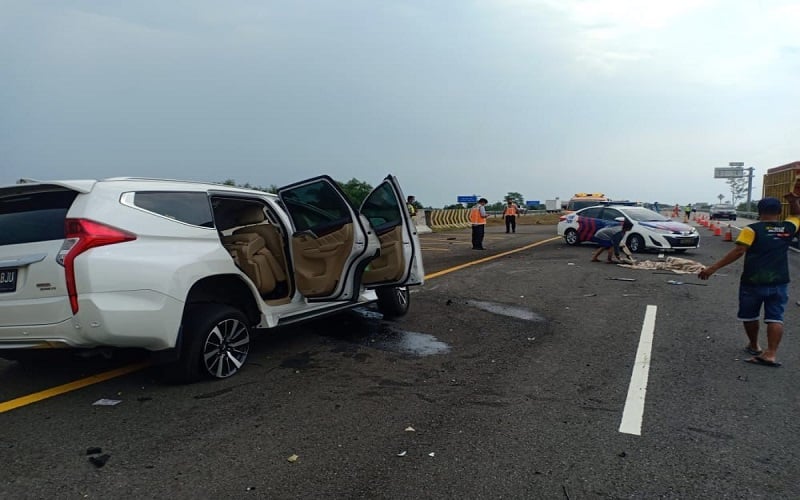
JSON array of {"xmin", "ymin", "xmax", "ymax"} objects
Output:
[
  {"xmin": 86, "ymin": 448, "xmax": 110, "ymax": 468},
  {"xmin": 606, "ymin": 277, "xmax": 636, "ymax": 281},
  {"xmin": 404, "ymin": 426, "xmax": 415, "ymax": 432},
  {"xmin": 397, "ymin": 451, "xmax": 407, "ymax": 457},
  {"xmin": 287, "ymin": 454, "xmax": 299, "ymax": 463},
  {"xmin": 92, "ymin": 399, "xmax": 121, "ymax": 406},
  {"xmin": 666, "ymin": 280, "xmax": 707, "ymax": 286}
]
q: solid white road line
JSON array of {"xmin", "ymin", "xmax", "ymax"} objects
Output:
[{"xmin": 619, "ymin": 304, "xmax": 657, "ymax": 436}]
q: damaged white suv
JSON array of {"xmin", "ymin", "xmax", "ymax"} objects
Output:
[{"xmin": 0, "ymin": 175, "xmax": 423, "ymax": 381}]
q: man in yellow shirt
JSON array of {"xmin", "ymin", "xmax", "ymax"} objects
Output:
[{"xmin": 699, "ymin": 197, "xmax": 800, "ymax": 367}]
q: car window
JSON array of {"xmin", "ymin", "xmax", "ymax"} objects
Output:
[
  {"xmin": 281, "ymin": 180, "xmax": 352, "ymax": 234},
  {"xmin": 360, "ymin": 182, "xmax": 401, "ymax": 232},
  {"xmin": 623, "ymin": 207, "xmax": 670, "ymax": 222},
  {"xmin": 600, "ymin": 208, "xmax": 623, "ymax": 221},
  {"xmin": 0, "ymin": 189, "xmax": 78, "ymax": 245},
  {"xmin": 578, "ymin": 207, "xmax": 603, "ymax": 219},
  {"xmin": 132, "ymin": 192, "xmax": 214, "ymax": 227}
]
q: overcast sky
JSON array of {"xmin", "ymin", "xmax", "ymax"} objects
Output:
[{"xmin": 2, "ymin": 0, "xmax": 798, "ymax": 207}]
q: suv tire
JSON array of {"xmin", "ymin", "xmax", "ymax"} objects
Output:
[
  {"xmin": 171, "ymin": 304, "xmax": 251, "ymax": 382},
  {"xmin": 377, "ymin": 287, "xmax": 410, "ymax": 319}
]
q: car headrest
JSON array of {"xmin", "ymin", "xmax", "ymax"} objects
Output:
[{"xmin": 236, "ymin": 205, "xmax": 266, "ymax": 225}]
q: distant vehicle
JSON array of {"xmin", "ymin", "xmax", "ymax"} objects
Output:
[
  {"xmin": 709, "ymin": 204, "xmax": 737, "ymax": 220},
  {"xmin": 545, "ymin": 199, "xmax": 562, "ymax": 212},
  {"xmin": 565, "ymin": 193, "xmax": 610, "ymax": 212},
  {"xmin": 557, "ymin": 204, "xmax": 700, "ymax": 253},
  {"xmin": 0, "ymin": 174, "xmax": 424, "ymax": 381},
  {"xmin": 763, "ymin": 161, "xmax": 800, "ymax": 219}
]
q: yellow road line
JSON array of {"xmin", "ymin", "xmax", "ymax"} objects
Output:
[
  {"xmin": 0, "ymin": 361, "xmax": 150, "ymax": 414},
  {"xmin": 1, "ymin": 235, "xmax": 561, "ymax": 413},
  {"xmin": 425, "ymin": 236, "xmax": 561, "ymax": 280}
]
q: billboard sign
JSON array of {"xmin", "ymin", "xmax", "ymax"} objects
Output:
[
  {"xmin": 457, "ymin": 195, "xmax": 478, "ymax": 203},
  {"xmin": 714, "ymin": 167, "xmax": 743, "ymax": 179}
]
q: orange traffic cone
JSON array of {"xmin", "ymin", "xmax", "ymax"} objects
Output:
[
  {"xmin": 724, "ymin": 224, "xmax": 732, "ymax": 241},
  {"xmin": 714, "ymin": 224, "xmax": 722, "ymax": 236}
]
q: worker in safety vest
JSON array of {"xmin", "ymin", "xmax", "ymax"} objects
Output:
[
  {"xmin": 406, "ymin": 195, "xmax": 417, "ymax": 217},
  {"xmin": 469, "ymin": 198, "xmax": 489, "ymax": 250},
  {"xmin": 501, "ymin": 199, "xmax": 519, "ymax": 234}
]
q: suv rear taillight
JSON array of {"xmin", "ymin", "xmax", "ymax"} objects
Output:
[{"xmin": 57, "ymin": 218, "xmax": 137, "ymax": 314}]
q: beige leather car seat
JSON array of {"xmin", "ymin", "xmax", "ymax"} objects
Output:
[
  {"xmin": 231, "ymin": 206, "xmax": 289, "ymax": 278},
  {"xmin": 222, "ymin": 233, "xmax": 284, "ymax": 294}
]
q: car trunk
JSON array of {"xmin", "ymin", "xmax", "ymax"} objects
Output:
[{"xmin": 0, "ymin": 184, "xmax": 86, "ymax": 326}]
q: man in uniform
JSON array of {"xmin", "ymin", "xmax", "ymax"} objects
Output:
[
  {"xmin": 469, "ymin": 198, "xmax": 489, "ymax": 250},
  {"xmin": 407, "ymin": 196, "xmax": 417, "ymax": 217},
  {"xmin": 501, "ymin": 199, "xmax": 519, "ymax": 234}
]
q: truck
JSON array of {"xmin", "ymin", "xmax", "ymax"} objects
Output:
[
  {"xmin": 544, "ymin": 198, "xmax": 562, "ymax": 212},
  {"xmin": 762, "ymin": 161, "xmax": 800, "ymax": 219}
]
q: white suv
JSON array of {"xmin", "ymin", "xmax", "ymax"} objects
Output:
[{"xmin": 0, "ymin": 174, "xmax": 424, "ymax": 381}]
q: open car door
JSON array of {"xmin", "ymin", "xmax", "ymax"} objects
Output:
[
  {"xmin": 360, "ymin": 175, "xmax": 425, "ymax": 288},
  {"xmin": 278, "ymin": 176, "xmax": 379, "ymax": 302}
]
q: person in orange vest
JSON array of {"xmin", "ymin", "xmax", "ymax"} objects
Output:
[
  {"xmin": 469, "ymin": 198, "xmax": 489, "ymax": 250},
  {"xmin": 501, "ymin": 199, "xmax": 519, "ymax": 234}
]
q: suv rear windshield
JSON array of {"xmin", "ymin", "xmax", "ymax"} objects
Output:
[{"xmin": 0, "ymin": 189, "xmax": 78, "ymax": 245}]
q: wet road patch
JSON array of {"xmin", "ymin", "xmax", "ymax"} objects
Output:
[
  {"xmin": 321, "ymin": 308, "xmax": 451, "ymax": 357},
  {"xmin": 465, "ymin": 300, "xmax": 546, "ymax": 322}
]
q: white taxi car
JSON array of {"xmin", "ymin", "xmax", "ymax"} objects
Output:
[{"xmin": 0, "ymin": 175, "xmax": 423, "ymax": 381}]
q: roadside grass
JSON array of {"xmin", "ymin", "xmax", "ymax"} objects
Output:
[{"xmin": 486, "ymin": 213, "xmax": 561, "ymax": 225}]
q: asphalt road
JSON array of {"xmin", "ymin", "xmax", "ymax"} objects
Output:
[{"xmin": 2, "ymin": 220, "xmax": 799, "ymax": 499}]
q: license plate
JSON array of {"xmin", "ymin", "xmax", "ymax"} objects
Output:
[
  {"xmin": 0, "ymin": 268, "xmax": 17, "ymax": 293},
  {"xmin": 679, "ymin": 238, "xmax": 696, "ymax": 246}
]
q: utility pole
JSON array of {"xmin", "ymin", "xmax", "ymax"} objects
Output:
[{"xmin": 745, "ymin": 167, "xmax": 754, "ymax": 211}]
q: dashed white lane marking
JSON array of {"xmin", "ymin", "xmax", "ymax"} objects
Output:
[{"xmin": 619, "ymin": 304, "xmax": 657, "ymax": 436}]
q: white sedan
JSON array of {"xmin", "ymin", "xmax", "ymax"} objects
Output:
[{"xmin": 557, "ymin": 204, "xmax": 700, "ymax": 253}]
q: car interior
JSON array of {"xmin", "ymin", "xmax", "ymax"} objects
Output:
[{"xmin": 212, "ymin": 197, "xmax": 292, "ymax": 303}]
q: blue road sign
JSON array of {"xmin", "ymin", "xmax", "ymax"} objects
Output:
[
  {"xmin": 526, "ymin": 200, "xmax": 540, "ymax": 206},
  {"xmin": 457, "ymin": 195, "xmax": 478, "ymax": 203}
]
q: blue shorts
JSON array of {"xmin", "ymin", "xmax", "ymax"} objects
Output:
[
  {"xmin": 592, "ymin": 240, "xmax": 614, "ymax": 248},
  {"xmin": 737, "ymin": 283, "xmax": 789, "ymax": 323}
]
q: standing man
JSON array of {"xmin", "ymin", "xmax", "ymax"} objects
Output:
[
  {"xmin": 469, "ymin": 198, "xmax": 489, "ymax": 250},
  {"xmin": 406, "ymin": 196, "xmax": 417, "ymax": 217},
  {"xmin": 683, "ymin": 203, "xmax": 693, "ymax": 221},
  {"xmin": 501, "ymin": 199, "xmax": 519, "ymax": 234},
  {"xmin": 698, "ymin": 197, "xmax": 800, "ymax": 367}
]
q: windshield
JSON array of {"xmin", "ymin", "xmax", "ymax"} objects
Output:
[
  {"xmin": 568, "ymin": 200, "xmax": 605, "ymax": 211},
  {"xmin": 622, "ymin": 207, "xmax": 671, "ymax": 222},
  {"xmin": 713, "ymin": 204, "xmax": 734, "ymax": 209}
]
